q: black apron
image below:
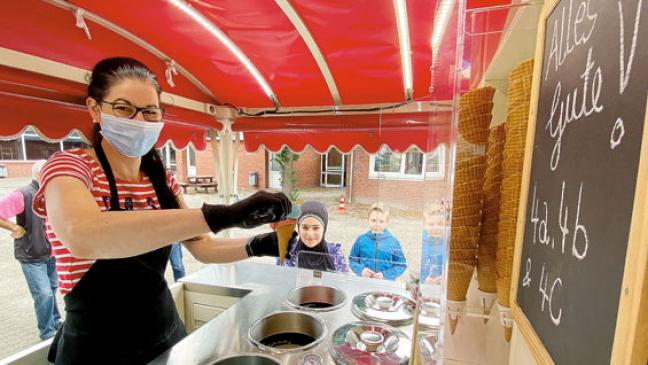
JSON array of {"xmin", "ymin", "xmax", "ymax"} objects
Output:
[{"xmin": 48, "ymin": 145, "xmax": 187, "ymax": 364}]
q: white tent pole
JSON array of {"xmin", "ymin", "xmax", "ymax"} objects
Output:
[
  {"xmin": 209, "ymin": 129, "xmax": 222, "ymax": 201},
  {"xmin": 223, "ymin": 124, "xmax": 233, "ymax": 206},
  {"xmin": 233, "ymin": 132, "xmax": 241, "ymax": 199}
]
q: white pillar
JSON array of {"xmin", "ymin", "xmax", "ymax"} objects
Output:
[{"xmin": 21, "ymin": 134, "xmax": 27, "ymax": 160}]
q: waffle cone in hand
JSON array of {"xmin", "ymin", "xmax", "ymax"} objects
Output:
[{"xmin": 275, "ymin": 219, "xmax": 296, "ymax": 265}]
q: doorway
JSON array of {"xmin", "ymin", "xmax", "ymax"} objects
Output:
[
  {"xmin": 268, "ymin": 153, "xmax": 282, "ymax": 189},
  {"xmin": 320, "ymin": 149, "xmax": 345, "ymax": 187},
  {"xmin": 186, "ymin": 145, "xmax": 196, "ymax": 177}
]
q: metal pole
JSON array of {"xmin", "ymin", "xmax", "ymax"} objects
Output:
[
  {"xmin": 21, "ymin": 134, "xmax": 27, "ymax": 160},
  {"xmin": 220, "ymin": 120, "xmax": 233, "ymax": 206},
  {"xmin": 233, "ymin": 132, "xmax": 240, "ymax": 200}
]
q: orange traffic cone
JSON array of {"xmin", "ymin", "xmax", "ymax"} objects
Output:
[{"xmin": 338, "ymin": 195, "xmax": 346, "ymax": 213}]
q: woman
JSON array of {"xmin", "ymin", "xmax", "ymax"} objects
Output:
[
  {"xmin": 34, "ymin": 57, "xmax": 291, "ymax": 364},
  {"xmin": 277, "ymin": 201, "xmax": 347, "ymax": 272}
]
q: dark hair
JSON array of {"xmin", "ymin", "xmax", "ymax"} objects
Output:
[{"xmin": 89, "ymin": 57, "xmax": 179, "ymax": 210}]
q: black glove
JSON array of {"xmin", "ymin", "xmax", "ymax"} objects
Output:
[
  {"xmin": 245, "ymin": 231, "xmax": 299, "ymax": 258},
  {"xmin": 201, "ymin": 191, "xmax": 291, "ymax": 233}
]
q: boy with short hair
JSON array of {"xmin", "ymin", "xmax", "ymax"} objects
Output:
[
  {"xmin": 349, "ymin": 203, "xmax": 407, "ymax": 280},
  {"xmin": 421, "ymin": 203, "xmax": 446, "ymax": 285}
]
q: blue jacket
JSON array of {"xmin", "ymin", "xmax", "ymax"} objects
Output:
[
  {"xmin": 349, "ymin": 229, "xmax": 407, "ymax": 280},
  {"xmin": 421, "ymin": 231, "xmax": 445, "ymax": 280}
]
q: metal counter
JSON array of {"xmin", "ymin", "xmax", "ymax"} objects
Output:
[{"xmin": 149, "ymin": 261, "xmax": 417, "ymax": 365}]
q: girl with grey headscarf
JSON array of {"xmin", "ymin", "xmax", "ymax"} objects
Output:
[{"xmin": 277, "ymin": 201, "xmax": 348, "ymax": 272}]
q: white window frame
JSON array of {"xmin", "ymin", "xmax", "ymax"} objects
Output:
[
  {"xmin": 424, "ymin": 144, "xmax": 446, "ymax": 180},
  {"xmin": 368, "ymin": 145, "xmax": 445, "ymax": 181}
]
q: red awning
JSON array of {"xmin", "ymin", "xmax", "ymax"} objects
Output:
[
  {"xmin": 0, "ymin": 0, "xmax": 512, "ymax": 152},
  {"xmin": 235, "ymin": 111, "xmax": 452, "ymax": 154}
]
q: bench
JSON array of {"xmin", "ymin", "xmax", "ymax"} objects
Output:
[{"xmin": 178, "ymin": 181, "xmax": 218, "ymax": 194}]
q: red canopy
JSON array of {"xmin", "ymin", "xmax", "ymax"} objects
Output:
[
  {"xmin": 235, "ymin": 111, "xmax": 453, "ymax": 153},
  {"xmin": 0, "ymin": 0, "xmax": 512, "ymax": 152}
]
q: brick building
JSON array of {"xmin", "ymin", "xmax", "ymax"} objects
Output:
[
  {"xmin": 164, "ymin": 141, "xmax": 323, "ymax": 192},
  {"xmin": 2, "ymin": 129, "xmax": 450, "ymax": 211},
  {"xmin": 344, "ymin": 144, "xmax": 450, "ymax": 210}
]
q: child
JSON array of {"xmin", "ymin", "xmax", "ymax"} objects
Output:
[
  {"xmin": 277, "ymin": 201, "xmax": 348, "ymax": 272},
  {"xmin": 349, "ymin": 203, "xmax": 407, "ymax": 280},
  {"xmin": 421, "ymin": 204, "xmax": 446, "ymax": 284}
]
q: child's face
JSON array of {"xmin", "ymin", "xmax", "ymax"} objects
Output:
[
  {"xmin": 425, "ymin": 213, "xmax": 445, "ymax": 238},
  {"xmin": 369, "ymin": 211, "xmax": 388, "ymax": 234},
  {"xmin": 298, "ymin": 217, "xmax": 324, "ymax": 248}
]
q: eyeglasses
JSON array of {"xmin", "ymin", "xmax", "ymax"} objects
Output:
[{"xmin": 96, "ymin": 99, "xmax": 164, "ymax": 122}]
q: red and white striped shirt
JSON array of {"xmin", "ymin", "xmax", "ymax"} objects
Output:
[{"xmin": 33, "ymin": 148, "xmax": 180, "ymax": 295}]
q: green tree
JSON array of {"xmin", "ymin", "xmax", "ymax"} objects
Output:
[{"xmin": 273, "ymin": 147, "xmax": 300, "ymax": 202}]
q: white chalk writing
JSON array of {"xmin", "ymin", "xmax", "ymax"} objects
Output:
[
  {"xmin": 610, "ymin": 118, "xmax": 625, "ymax": 150},
  {"xmin": 546, "ymin": 48, "xmax": 604, "ymax": 170},
  {"xmin": 617, "ymin": 0, "xmax": 642, "ymax": 94},
  {"xmin": 545, "ymin": 0, "xmax": 598, "ymax": 80}
]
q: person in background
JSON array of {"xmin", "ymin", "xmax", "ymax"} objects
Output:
[
  {"xmin": 0, "ymin": 160, "xmax": 61, "ymax": 340},
  {"xmin": 277, "ymin": 201, "xmax": 347, "ymax": 272},
  {"xmin": 349, "ymin": 203, "xmax": 407, "ymax": 280},
  {"xmin": 421, "ymin": 203, "xmax": 446, "ymax": 285},
  {"xmin": 168, "ymin": 243, "xmax": 185, "ymax": 281}
]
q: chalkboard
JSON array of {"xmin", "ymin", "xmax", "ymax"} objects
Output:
[{"xmin": 510, "ymin": 0, "xmax": 648, "ymax": 364}]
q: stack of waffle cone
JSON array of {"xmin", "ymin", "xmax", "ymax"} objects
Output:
[
  {"xmin": 448, "ymin": 87, "xmax": 495, "ymax": 333},
  {"xmin": 496, "ymin": 58, "xmax": 534, "ymax": 341},
  {"xmin": 477, "ymin": 124, "xmax": 506, "ymax": 300}
]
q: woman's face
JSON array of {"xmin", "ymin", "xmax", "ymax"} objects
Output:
[
  {"xmin": 298, "ymin": 217, "xmax": 324, "ymax": 248},
  {"xmin": 369, "ymin": 211, "xmax": 387, "ymax": 234},
  {"xmin": 88, "ymin": 78, "xmax": 160, "ymax": 125}
]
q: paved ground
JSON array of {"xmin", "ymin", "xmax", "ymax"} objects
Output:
[{"xmin": 0, "ymin": 178, "xmax": 424, "ymax": 359}]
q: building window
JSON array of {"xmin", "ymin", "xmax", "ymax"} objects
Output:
[
  {"xmin": 0, "ymin": 140, "xmax": 23, "ymax": 160},
  {"xmin": 160, "ymin": 143, "xmax": 178, "ymax": 175},
  {"xmin": 424, "ymin": 145, "xmax": 445, "ymax": 179},
  {"xmin": 0, "ymin": 128, "xmax": 88, "ymax": 161},
  {"xmin": 369, "ymin": 145, "xmax": 445, "ymax": 180}
]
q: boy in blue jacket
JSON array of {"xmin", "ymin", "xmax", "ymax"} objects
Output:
[
  {"xmin": 421, "ymin": 204, "xmax": 446, "ymax": 285},
  {"xmin": 349, "ymin": 203, "xmax": 407, "ymax": 280}
]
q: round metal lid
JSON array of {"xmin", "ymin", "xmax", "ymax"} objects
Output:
[
  {"xmin": 351, "ymin": 291, "xmax": 415, "ymax": 326},
  {"xmin": 329, "ymin": 321, "xmax": 411, "ymax": 365}
]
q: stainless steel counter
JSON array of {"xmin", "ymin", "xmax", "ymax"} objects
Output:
[{"xmin": 149, "ymin": 262, "xmax": 418, "ymax": 365}]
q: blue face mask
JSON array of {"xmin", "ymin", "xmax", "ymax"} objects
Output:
[{"xmin": 99, "ymin": 113, "xmax": 164, "ymax": 158}]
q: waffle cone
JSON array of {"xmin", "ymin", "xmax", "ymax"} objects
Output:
[
  {"xmin": 509, "ymin": 59, "xmax": 534, "ymax": 81},
  {"xmin": 460, "ymin": 101, "xmax": 494, "ymax": 116},
  {"xmin": 275, "ymin": 219, "xmax": 296, "ymax": 265},
  {"xmin": 495, "ymin": 246, "xmax": 515, "ymax": 306},
  {"xmin": 504, "ymin": 326, "xmax": 513, "ymax": 342},
  {"xmin": 492, "ymin": 59, "xmax": 534, "ymax": 310},
  {"xmin": 459, "ymin": 87, "xmax": 496, "ymax": 108},
  {"xmin": 478, "ymin": 226, "xmax": 500, "ymax": 290},
  {"xmin": 451, "ymin": 226, "xmax": 480, "ymax": 248},
  {"xmin": 448, "ymin": 261, "xmax": 476, "ymax": 301},
  {"xmin": 477, "ymin": 125, "xmax": 505, "ymax": 295}
]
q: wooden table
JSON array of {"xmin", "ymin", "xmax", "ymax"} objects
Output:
[{"xmin": 179, "ymin": 176, "xmax": 217, "ymax": 194}]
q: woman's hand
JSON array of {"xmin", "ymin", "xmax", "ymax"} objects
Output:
[
  {"xmin": 372, "ymin": 272, "xmax": 384, "ymax": 280},
  {"xmin": 202, "ymin": 191, "xmax": 291, "ymax": 233},
  {"xmin": 361, "ymin": 268, "xmax": 375, "ymax": 278}
]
